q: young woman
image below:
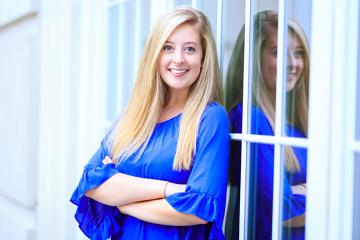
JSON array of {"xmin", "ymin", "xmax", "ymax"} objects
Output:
[
  {"xmin": 225, "ymin": 10, "xmax": 309, "ymax": 240},
  {"xmin": 70, "ymin": 6, "xmax": 229, "ymax": 240}
]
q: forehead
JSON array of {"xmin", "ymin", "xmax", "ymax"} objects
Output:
[
  {"xmin": 166, "ymin": 23, "xmax": 201, "ymax": 43},
  {"xmin": 288, "ymin": 32, "xmax": 303, "ymax": 47},
  {"xmin": 263, "ymin": 30, "xmax": 303, "ymax": 48}
]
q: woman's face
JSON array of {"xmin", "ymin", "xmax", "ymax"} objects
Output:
[
  {"xmin": 158, "ymin": 23, "xmax": 203, "ymax": 96},
  {"xmin": 261, "ymin": 31, "xmax": 305, "ymax": 92}
]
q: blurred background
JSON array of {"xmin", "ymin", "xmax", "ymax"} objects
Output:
[{"xmin": 0, "ymin": 0, "xmax": 358, "ymax": 239}]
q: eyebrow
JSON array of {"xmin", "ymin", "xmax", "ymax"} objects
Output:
[{"xmin": 165, "ymin": 41, "xmax": 200, "ymax": 46}]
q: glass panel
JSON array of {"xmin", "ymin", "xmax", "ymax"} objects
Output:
[
  {"xmin": 225, "ymin": 0, "xmax": 280, "ymax": 136},
  {"xmin": 223, "ymin": 1, "xmax": 245, "ymax": 239},
  {"xmin": 247, "ymin": 142, "xmax": 277, "ymax": 239},
  {"xmin": 225, "ymin": 139, "xmax": 242, "ymax": 239},
  {"xmin": 173, "ymin": 0, "xmax": 192, "ymax": 6},
  {"xmin": 106, "ymin": 5, "xmax": 120, "ymax": 121},
  {"xmin": 193, "ymin": 0, "xmax": 218, "ymax": 39},
  {"xmin": 224, "ymin": 0, "xmax": 245, "ymax": 131},
  {"xmin": 248, "ymin": 1, "xmax": 279, "ymax": 136},
  {"xmin": 284, "ymin": 0, "xmax": 311, "ymax": 138},
  {"xmin": 282, "ymin": 144, "xmax": 307, "ymax": 239},
  {"xmin": 353, "ymin": 153, "xmax": 360, "ymax": 239}
]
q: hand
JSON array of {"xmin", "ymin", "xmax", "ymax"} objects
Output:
[
  {"xmin": 165, "ymin": 182, "xmax": 186, "ymax": 197},
  {"xmin": 102, "ymin": 156, "xmax": 114, "ymax": 165},
  {"xmin": 291, "ymin": 183, "xmax": 306, "ymax": 195}
]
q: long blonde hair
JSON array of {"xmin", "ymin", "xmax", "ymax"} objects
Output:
[
  {"xmin": 108, "ymin": 6, "xmax": 222, "ymax": 170},
  {"xmin": 225, "ymin": 10, "xmax": 310, "ymax": 172}
]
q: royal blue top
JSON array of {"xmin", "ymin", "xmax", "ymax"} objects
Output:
[
  {"xmin": 229, "ymin": 104, "xmax": 307, "ymax": 240},
  {"xmin": 70, "ymin": 102, "xmax": 230, "ymax": 240}
]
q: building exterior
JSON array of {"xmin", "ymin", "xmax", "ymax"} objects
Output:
[{"xmin": 0, "ymin": 0, "xmax": 358, "ymax": 239}]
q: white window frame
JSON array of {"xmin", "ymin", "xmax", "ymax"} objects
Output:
[
  {"xmin": 233, "ymin": 0, "xmax": 360, "ymax": 239},
  {"xmin": 307, "ymin": 0, "xmax": 359, "ymax": 239}
]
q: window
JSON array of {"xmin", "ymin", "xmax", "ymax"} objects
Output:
[
  {"xmin": 101, "ymin": 1, "xmax": 359, "ymax": 239},
  {"xmin": 224, "ymin": 0, "xmax": 311, "ymax": 239}
]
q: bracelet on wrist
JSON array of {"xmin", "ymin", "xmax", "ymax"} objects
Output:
[{"xmin": 164, "ymin": 181, "xmax": 169, "ymax": 198}]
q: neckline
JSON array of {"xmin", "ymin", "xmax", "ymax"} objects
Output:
[{"xmin": 157, "ymin": 113, "xmax": 182, "ymax": 125}]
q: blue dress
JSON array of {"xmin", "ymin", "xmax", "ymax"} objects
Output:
[
  {"xmin": 70, "ymin": 102, "xmax": 230, "ymax": 240},
  {"xmin": 228, "ymin": 104, "xmax": 306, "ymax": 240}
]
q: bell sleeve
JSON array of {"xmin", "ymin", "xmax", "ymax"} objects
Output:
[
  {"xmin": 70, "ymin": 138, "xmax": 122, "ymax": 240},
  {"xmin": 166, "ymin": 104, "xmax": 230, "ymax": 240}
]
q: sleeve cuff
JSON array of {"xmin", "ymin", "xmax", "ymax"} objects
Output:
[
  {"xmin": 166, "ymin": 191, "xmax": 225, "ymax": 240},
  {"xmin": 70, "ymin": 163, "xmax": 121, "ymax": 239}
]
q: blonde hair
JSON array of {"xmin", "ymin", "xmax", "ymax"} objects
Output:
[
  {"xmin": 225, "ymin": 10, "xmax": 310, "ymax": 172},
  {"xmin": 108, "ymin": 6, "xmax": 222, "ymax": 170}
]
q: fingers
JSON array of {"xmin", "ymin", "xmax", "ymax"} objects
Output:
[{"xmin": 102, "ymin": 156, "xmax": 114, "ymax": 164}]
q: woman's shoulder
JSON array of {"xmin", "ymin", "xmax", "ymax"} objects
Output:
[
  {"xmin": 229, "ymin": 103, "xmax": 268, "ymax": 122},
  {"xmin": 229, "ymin": 103, "xmax": 272, "ymax": 134},
  {"xmin": 202, "ymin": 101, "xmax": 229, "ymax": 122}
]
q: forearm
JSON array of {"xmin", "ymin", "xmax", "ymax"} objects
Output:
[
  {"xmin": 283, "ymin": 214, "xmax": 305, "ymax": 227},
  {"xmin": 118, "ymin": 199, "xmax": 207, "ymax": 226},
  {"xmin": 291, "ymin": 183, "xmax": 306, "ymax": 195},
  {"xmin": 85, "ymin": 173, "xmax": 166, "ymax": 206},
  {"xmin": 284, "ymin": 183, "xmax": 306, "ymax": 227}
]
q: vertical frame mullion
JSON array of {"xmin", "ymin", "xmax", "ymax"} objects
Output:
[
  {"xmin": 191, "ymin": 0, "xmax": 198, "ymax": 8},
  {"xmin": 338, "ymin": 0, "xmax": 359, "ymax": 238},
  {"xmin": 239, "ymin": 0, "xmax": 253, "ymax": 239},
  {"xmin": 272, "ymin": 0, "xmax": 287, "ymax": 239}
]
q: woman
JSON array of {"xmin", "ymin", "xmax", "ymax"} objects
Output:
[
  {"xmin": 70, "ymin": 6, "xmax": 229, "ymax": 240},
  {"xmin": 225, "ymin": 10, "xmax": 309, "ymax": 240}
]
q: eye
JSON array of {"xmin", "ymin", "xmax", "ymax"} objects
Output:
[
  {"xmin": 163, "ymin": 45, "xmax": 174, "ymax": 52},
  {"xmin": 294, "ymin": 49, "xmax": 305, "ymax": 58},
  {"xmin": 272, "ymin": 49, "xmax": 277, "ymax": 57},
  {"xmin": 184, "ymin": 46, "xmax": 196, "ymax": 53}
]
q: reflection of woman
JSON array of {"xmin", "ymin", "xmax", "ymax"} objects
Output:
[
  {"xmin": 225, "ymin": 10, "xmax": 309, "ymax": 240},
  {"xmin": 70, "ymin": 6, "xmax": 229, "ymax": 240}
]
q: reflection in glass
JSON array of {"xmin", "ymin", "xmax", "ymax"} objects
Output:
[
  {"xmin": 354, "ymin": 153, "xmax": 360, "ymax": 239},
  {"xmin": 284, "ymin": 19, "xmax": 310, "ymax": 139},
  {"xmin": 223, "ymin": 1, "xmax": 245, "ymax": 239},
  {"xmin": 225, "ymin": 11, "xmax": 308, "ymax": 239}
]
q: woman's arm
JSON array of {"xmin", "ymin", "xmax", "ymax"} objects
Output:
[
  {"xmin": 283, "ymin": 214, "xmax": 305, "ymax": 227},
  {"xmin": 118, "ymin": 199, "xmax": 207, "ymax": 226},
  {"xmin": 283, "ymin": 183, "xmax": 306, "ymax": 227},
  {"xmin": 291, "ymin": 183, "xmax": 306, "ymax": 195},
  {"xmin": 85, "ymin": 157, "xmax": 186, "ymax": 206}
]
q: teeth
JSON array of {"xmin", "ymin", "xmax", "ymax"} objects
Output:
[{"xmin": 171, "ymin": 69, "xmax": 187, "ymax": 74}]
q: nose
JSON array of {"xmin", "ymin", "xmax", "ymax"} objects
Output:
[
  {"xmin": 287, "ymin": 52, "xmax": 296, "ymax": 71},
  {"xmin": 173, "ymin": 49, "xmax": 184, "ymax": 64}
]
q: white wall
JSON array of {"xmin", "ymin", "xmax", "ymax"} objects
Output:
[{"xmin": 0, "ymin": 1, "xmax": 38, "ymax": 239}]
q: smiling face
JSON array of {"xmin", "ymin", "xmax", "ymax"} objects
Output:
[
  {"xmin": 158, "ymin": 23, "xmax": 203, "ymax": 97},
  {"xmin": 261, "ymin": 30, "xmax": 305, "ymax": 92}
]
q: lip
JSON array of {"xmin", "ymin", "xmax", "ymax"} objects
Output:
[
  {"xmin": 287, "ymin": 73, "xmax": 296, "ymax": 80},
  {"xmin": 169, "ymin": 68, "xmax": 188, "ymax": 77}
]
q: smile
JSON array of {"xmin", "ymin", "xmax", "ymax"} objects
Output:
[{"xmin": 169, "ymin": 68, "xmax": 188, "ymax": 77}]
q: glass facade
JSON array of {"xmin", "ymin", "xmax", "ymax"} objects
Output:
[{"xmin": 103, "ymin": 0, "xmax": 359, "ymax": 239}]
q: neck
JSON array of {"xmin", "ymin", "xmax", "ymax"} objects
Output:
[{"xmin": 165, "ymin": 89, "xmax": 189, "ymax": 108}]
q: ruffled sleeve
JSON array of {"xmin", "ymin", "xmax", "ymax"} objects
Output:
[
  {"xmin": 70, "ymin": 140, "xmax": 122, "ymax": 240},
  {"xmin": 166, "ymin": 103, "xmax": 230, "ymax": 240}
]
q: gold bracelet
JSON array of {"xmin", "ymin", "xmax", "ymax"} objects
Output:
[{"xmin": 164, "ymin": 181, "xmax": 169, "ymax": 198}]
